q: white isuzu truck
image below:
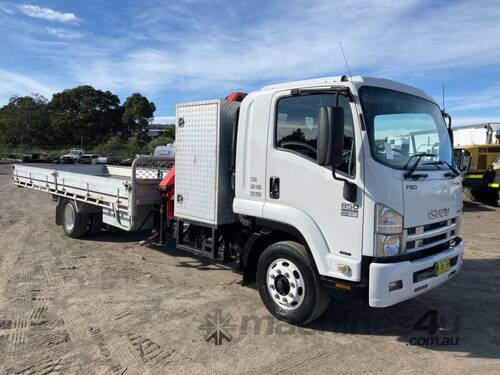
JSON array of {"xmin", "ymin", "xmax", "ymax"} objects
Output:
[{"xmin": 13, "ymin": 76, "xmax": 464, "ymax": 325}]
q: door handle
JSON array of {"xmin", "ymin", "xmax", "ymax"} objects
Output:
[{"xmin": 269, "ymin": 176, "xmax": 280, "ymax": 199}]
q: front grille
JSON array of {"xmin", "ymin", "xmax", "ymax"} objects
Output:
[{"xmin": 404, "ymin": 218, "xmax": 459, "ymax": 254}]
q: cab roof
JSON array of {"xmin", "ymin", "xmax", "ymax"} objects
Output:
[{"xmin": 260, "ymin": 75, "xmax": 436, "ymax": 104}]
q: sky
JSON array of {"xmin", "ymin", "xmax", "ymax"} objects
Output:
[{"xmin": 0, "ymin": 0, "xmax": 500, "ymax": 125}]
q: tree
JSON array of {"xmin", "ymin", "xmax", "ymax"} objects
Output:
[
  {"xmin": 94, "ymin": 136, "xmax": 126, "ymax": 156},
  {"xmin": 48, "ymin": 85, "xmax": 123, "ymax": 147},
  {"xmin": 147, "ymin": 134, "xmax": 175, "ymax": 153},
  {"xmin": 125, "ymin": 137, "xmax": 148, "ymax": 155},
  {"xmin": 122, "ymin": 93, "xmax": 156, "ymax": 138},
  {"xmin": 282, "ymin": 128, "xmax": 306, "ymax": 143},
  {"xmin": 0, "ymin": 94, "xmax": 50, "ymax": 146}
]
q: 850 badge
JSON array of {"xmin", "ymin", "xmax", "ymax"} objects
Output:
[{"xmin": 341, "ymin": 202, "xmax": 359, "ymax": 218}]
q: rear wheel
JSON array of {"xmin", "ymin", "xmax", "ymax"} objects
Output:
[
  {"xmin": 87, "ymin": 212, "xmax": 103, "ymax": 236},
  {"xmin": 257, "ymin": 241, "xmax": 330, "ymax": 325},
  {"xmin": 63, "ymin": 200, "xmax": 89, "ymax": 238}
]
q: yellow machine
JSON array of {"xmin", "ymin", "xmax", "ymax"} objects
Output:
[{"xmin": 454, "ymin": 143, "xmax": 500, "ymax": 204}]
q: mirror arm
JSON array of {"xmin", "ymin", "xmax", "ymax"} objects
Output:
[
  {"xmin": 332, "ymin": 170, "xmax": 357, "ymax": 203},
  {"xmin": 442, "ymin": 111, "xmax": 454, "ymax": 159},
  {"xmin": 442, "ymin": 110, "xmax": 452, "ymax": 129}
]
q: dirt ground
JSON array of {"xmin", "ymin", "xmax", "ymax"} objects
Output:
[{"xmin": 0, "ymin": 161, "xmax": 499, "ymax": 374}]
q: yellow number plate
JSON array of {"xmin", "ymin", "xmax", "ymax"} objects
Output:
[{"xmin": 434, "ymin": 258, "xmax": 451, "ymax": 275}]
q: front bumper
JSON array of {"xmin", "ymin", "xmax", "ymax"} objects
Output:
[{"xmin": 368, "ymin": 241, "xmax": 464, "ymax": 307}]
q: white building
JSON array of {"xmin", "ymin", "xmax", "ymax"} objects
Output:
[{"xmin": 453, "ymin": 123, "xmax": 500, "ymax": 146}]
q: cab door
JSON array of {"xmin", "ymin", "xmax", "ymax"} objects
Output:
[{"xmin": 264, "ymin": 91, "xmax": 364, "ymax": 265}]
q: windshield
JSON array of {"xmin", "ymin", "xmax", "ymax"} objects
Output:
[
  {"xmin": 359, "ymin": 86, "xmax": 452, "ymax": 170},
  {"xmin": 69, "ymin": 150, "xmax": 81, "ymax": 155}
]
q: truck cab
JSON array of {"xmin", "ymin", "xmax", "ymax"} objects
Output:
[{"xmin": 233, "ymin": 76, "xmax": 463, "ymax": 322}]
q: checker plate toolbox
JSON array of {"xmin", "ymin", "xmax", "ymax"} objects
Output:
[{"xmin": 174, "ymin": 99, "xmax": 240, "ymax": 226}]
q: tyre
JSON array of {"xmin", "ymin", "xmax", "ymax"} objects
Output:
[
  {"xmin": 467, "ymin": 188, "xmax": 499, "ymax": 205},
  {"xmin": 87, "ymin": 212, "xmax": 103, "ymax": 236},
  {"xmin": 462, "ymin": 188, "xmax": 477, "ymax": 202},
  {"xmin": 256, "ymin": 241, "xmax": 330, "ymax": 325},
  {"xmin": 62, "ymin": 200, "xmax": 89, "ymax": 238},
  {"xmin": 475, "ymin": 188, "xmax": 499, "ymax": 206}
]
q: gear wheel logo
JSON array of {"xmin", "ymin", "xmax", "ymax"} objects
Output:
[{"xmin": 200, "ymin": 310, "xmax": 236, "ymax": 345}]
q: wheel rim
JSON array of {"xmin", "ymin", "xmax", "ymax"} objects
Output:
[
  {"xmin": 266, "ymin": 258, "xmax": 305, "ymax": 310},
  {"xmin": 63, "ymin": 203, "xmax": 75, "ymax": 232}
]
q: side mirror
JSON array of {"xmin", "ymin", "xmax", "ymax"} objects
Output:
[
  {"xmin": 318, "ymin": 104, "xmax": 357, "ymax": 203},
  {"xmin": 318, "ymin": 106, "xmax": 345, "ymax": 166}
]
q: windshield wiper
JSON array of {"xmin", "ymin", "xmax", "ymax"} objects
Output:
[
  {"xmin": 423, "ymin": 160, "xmax": 460, "ymax": 177},
  {"xmin": 403, "ymin": 152, "xmax": 436, "ymax": 179}
]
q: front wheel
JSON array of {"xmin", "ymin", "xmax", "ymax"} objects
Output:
[{"xmin": 257, "ymin": 241, "xmax": 330, "ymax": 325}]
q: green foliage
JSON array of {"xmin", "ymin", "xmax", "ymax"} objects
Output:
[
  {"xmin": 93, "ymin": 136, "xmax": 126, "ymax": 156},
  {"xmin": 93, "ymin": 136, "xmax": 151, "ymax": 156},
  {"xmin": 123, "ymin": 93, "xmax": 156, "ymax": 138},
  {"xmin": 161, "ymin": 125, "xmax": 175, "ymax": 140},
  {"xmin": 125, "ymin": 137, "xmax": 148, "ymax": 155},
  {"xmin": 48, "ymin": 86, "xmax": 123, "ymax": 147},
  {"xmin": 0, "ymin": 94, "xmax": 51, "ymax": 146},
  {"xmin": 147, "ymin": 134, "xmax": 175, "ymax": 153},
  {"xmin": 0, "ymin": 85, "xmax": 159, "ymax": 150}
]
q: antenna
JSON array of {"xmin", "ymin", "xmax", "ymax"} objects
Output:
[
  {"xmin": 442, "ymin": 83, "xmax": 445, "ymax": 111},
  {"xmin": 339, "ymin": 41, "xmax": 352, "ymax": 77}
]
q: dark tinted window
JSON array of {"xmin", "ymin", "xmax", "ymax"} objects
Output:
[{"xmin": 275, "ymin": 94, "xmax": 355, "ymax": 175}]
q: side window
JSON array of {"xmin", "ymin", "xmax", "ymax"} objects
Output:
[{"xmin": 275, "ymin": 93, "xmax": 355, "ymax": 175}]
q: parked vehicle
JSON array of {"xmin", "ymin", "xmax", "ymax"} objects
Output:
[
  {"xmin": 153, "ymin": 144, "xmax": 175, "ymax": 159},
  {"xmin": 96, "ymin": 156, "xmax": 108, "ymax": 164},
  {"xmin": 22, "ymin": 153, "xmax": 42, "ymax": 163},
  {"xmin": 60, "ymin": 148, "xmax": 84, "ymax": 163},
  {"xmin": 22, "ymin": 153, "xmax": 55, "ymax": 163},
  {"xmin": 13, "ymin": 76, "xmax": 464, "ymax": 325},
  {"xmin": 78, "ymin": 154, "xmax": 100, "ymax": 164}
]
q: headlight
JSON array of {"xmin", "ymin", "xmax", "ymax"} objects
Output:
[
  {"xmin": 376, "ymin": 204, "xmax": 403, "ymax": 234},
  {"xmin": 375, "ymin": 204, "xmax": 403, "ymax": 257},
  {"xmin": 376, "ymin": 234, "xmax": 402, "ymax": 257}
]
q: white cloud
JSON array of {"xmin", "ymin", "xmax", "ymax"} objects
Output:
[
  {"xmin": 59, "ymin": 0, "xmax": 500, "ymax": 95},
  {"xmin": 17, "ymin": 4, "xmax": 77, "ymax": 23},
  {"xmin": 46, "ymin": 27, "xmax": 84, "ymax": 39},
  {"xmin": 0, "ymin": 3, "xmax": 14, "ymax": 14},
  {"xmin": 0, "ymin": 69, "xmax": 59, "ymax": 104},
  {"xmin": 154, "ymin": 116, "xmax": 176, "ymax": 124},
  {"xmin": 4, "ymin": 0, "xmax": 500, "ymax": 120},
  {"xmin": 452, "ymin": 116, "xmax": 500, "ymax": 127},
  {"xmin": 443, "ymin": 86, "xmax": 500, "ymax": 113}
]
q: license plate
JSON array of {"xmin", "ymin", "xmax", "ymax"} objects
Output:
[{"xmin": 434, "ymin": 258, "xmax": 451, "ymax": 275}]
